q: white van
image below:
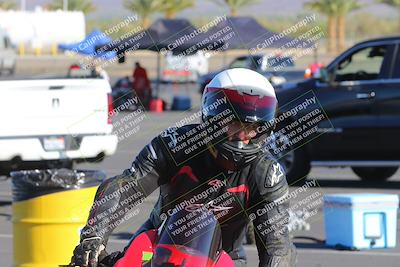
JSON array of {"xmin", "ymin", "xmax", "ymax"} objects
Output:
[
  {"xmin": 0, "ymin": 28, "xmax": 16, "ymax": 75},
  {"xmin": 162, "ymin": 50, "xmax": 208, "ymax": 83}
]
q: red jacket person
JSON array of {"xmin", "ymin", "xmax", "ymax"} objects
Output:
[{"xmin": 132, "ymin": 62, "xmax": 151, "ymax": 109}]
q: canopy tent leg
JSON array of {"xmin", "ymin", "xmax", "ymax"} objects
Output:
[{"xmin": 156, "ymin": 52, "xmax": 161, "ymax": 98}]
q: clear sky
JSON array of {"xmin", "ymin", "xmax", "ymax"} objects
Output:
[{"xmin": 23, "ymin": 0, "xmax": 399, "ymax": 19}]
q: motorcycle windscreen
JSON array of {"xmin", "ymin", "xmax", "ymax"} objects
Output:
[{"xmin": 152, "ymin": 209, "xmax": 222, "ymax": 267}]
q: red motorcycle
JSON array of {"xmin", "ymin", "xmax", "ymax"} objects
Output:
[{"xmin": 114, "ymin": 207, "xmax": 235, "ymax": 267}]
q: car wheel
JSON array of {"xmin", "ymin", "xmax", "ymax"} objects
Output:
[
  {"xmin": 269, "ymin": 132, "xmax": 311, "ymax": 185},
  {"xmin": 352, "ymin": 167, "xmax": 398, "ymax": 181}
]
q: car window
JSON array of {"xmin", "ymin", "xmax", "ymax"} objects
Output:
[
  {"xmin": 229, "ymin": 57, "xmax": 248, "ymax": 69},
  {"xmin": 334, "ymin": 45, "xmax": 388, "ymax": 82},
  {"xmin": 248, "ymin": 56, "xmax": 259, "ymax": 70},
  {"xmin": 268, "ymin": 56, "xmax": 294, "ymax": 68}
]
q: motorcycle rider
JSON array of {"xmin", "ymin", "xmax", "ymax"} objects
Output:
[{"xmin": 70, "ymin": 68, "xmax": 296, "ymax": 267}]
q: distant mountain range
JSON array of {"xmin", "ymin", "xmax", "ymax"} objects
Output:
[{"xmin": 24, "ymin": 0, "xmax": 398, "ymax": 19}]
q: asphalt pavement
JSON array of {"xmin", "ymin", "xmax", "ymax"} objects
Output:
[
  {"xmin": 1, "ymin": 61, "xmax": 399, "ymax": 267},
  {"xmin": 0, "ymin": 110, "xmax": 399, "ymax": 267}
]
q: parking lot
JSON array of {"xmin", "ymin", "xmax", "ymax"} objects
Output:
[
  {"xmin": 0, "ymin": 109, "xmax": 399, "ymax": 267},
  {"xmin": 2, "ymin": 0, "xmax": 400, "ymax": 264}
]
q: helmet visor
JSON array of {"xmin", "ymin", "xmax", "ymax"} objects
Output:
[{"xmin": 202, "ymin": 87, "xmax": 277, "ymax": 124}]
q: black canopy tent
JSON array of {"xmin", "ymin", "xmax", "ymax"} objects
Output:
[
  {"xmin": 202, "ymin": 16, "xmax": 315, "ymax": 69},
  {"xmin": 100, "ymin": 18, "xmax": 224, "ymax": 95},
  {"xmin": 204, "ymin": 16, "xmax": 309, "ymax": 50},
  {"xmin": 105, "ymin": 18, "xmax": 218, "ymax": 52},
  {"xmin": 99, "ymin": 17, "xmax": 311, "ymax": 95}
]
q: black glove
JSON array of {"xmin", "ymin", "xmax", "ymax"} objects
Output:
[{"xmin": 70, "ymin": 237, "xmax": 106, "ymax": 267}]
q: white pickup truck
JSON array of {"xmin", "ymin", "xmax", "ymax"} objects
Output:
[{"xmin": 0, "ymin": 78, "xmax": 118, "ymax": 175}]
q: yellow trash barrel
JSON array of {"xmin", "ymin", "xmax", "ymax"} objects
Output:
[{"xmin": 10, "ymin": 169, "xmax": 106, "ymax": 267}]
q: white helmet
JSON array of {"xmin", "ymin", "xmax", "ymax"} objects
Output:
[{"xmin": 201, "ymin": 68, "xmax": 278, "ymax": 170}]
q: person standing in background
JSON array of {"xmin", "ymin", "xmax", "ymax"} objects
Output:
[{"xmin": 132, "ymin": 62, "xmax": 152, "ymax": 109}]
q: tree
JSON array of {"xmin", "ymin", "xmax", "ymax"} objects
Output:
[
  {"xmin": 306, "ymin": 0, "xmax": 338, "ymax": 53},
  {"xmin": 306, "ymin": 0, "xmax": 360, "ymax": 53},
  {"xmin": 377, "ymin": 0, "xmax": 400, "ymax": 31},
  {"xmin": 159, "ymin": 0, "xmax": 194, "ymax": 19},
  {"xmin": 211, "ymin": 0, "xmax": 259, "ymax": 17},
  {"xmin": 48, "ymin": 0, "xmax": 95, "ymax": 14},
  {"xmin": 336, "ymin": 0, "xmax": 361, "ymax": 52},
  {"xmin": 124, "ymin": 0, "xmax": 162, "ymax": 28},
  {"xmin": 0, "ymin": 0, "xmax": 16, "ymax": 10}
]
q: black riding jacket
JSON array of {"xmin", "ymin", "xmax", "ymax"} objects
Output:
[{"xmin": 80, "ymin": 124, "xmax": 292, "ymax": 267}]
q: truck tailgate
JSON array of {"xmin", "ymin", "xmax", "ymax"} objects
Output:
[{"xmin": 0, "ymin": 79, "xmax": 112, "ymax": 137}]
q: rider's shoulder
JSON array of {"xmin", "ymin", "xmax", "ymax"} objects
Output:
[
  {"xmin": 155, "ymin": 124, "xmax": 201, "ymax": 154},
  {"xmin": 254, "ymin": 152, "xmax": 279, "ymax": 168},
  {"xmin": 254, "ymin": 153, "xmax": 286, "ymax": 189},
  {"xmin": 158, "ymin": 124, "xmax": 198, "ymax": 143},
  {"xmin": 160, "ymin": 124, "xmax": 198, "ymax": 136}
]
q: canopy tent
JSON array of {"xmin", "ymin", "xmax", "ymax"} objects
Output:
[
  {"xmin": 101, "ymin": 18, "xmax": 224, "ymax": 94},
  {"xmin": 204, "ymin": 16, "xmax": 307, "ymax": 50},
  {"xmin": 104, "ymin": 18, "xmax": 222, "ymax": 55},
  {"xmin": 201, "ymin": 16, "xmax": 316, "ymax": 79},
  {"xmin": 59, "ymin": 29, "xmax": 116, "ymax": 59},
  {"xmin": 99, "ymin": 17, "xmax": 311, "ymax": 95}
]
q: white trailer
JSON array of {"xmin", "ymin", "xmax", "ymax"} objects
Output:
[{"xmin": 0, "ymin": 9, "xmax": 85, "ymax": 48}]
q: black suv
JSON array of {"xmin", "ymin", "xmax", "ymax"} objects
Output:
[{"xmin": 273, "ymin": 36, "xmax": 400, "ymax": 183}]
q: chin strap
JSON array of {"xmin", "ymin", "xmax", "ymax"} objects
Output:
[{"xmin": 208, "ymin": 141, "xmax": 260, "ymax": 171}]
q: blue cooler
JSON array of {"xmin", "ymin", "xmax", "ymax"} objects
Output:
[
  {"xmin": 324, "ymin": 193, "xmax": 399, "ymax": 250},
  {"xmin": 172, "ymin": 95, "xmax": 191, "ymax": 110}
]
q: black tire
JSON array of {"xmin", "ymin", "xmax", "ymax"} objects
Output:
[{"xmin": 352, "ymin": 167, "xmax": 398, "ymax": 181}]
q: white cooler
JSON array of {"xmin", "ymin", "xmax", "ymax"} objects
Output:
[{"xmin": 323, "ymin": 193, "xmax": 399, "ymax": 249}]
